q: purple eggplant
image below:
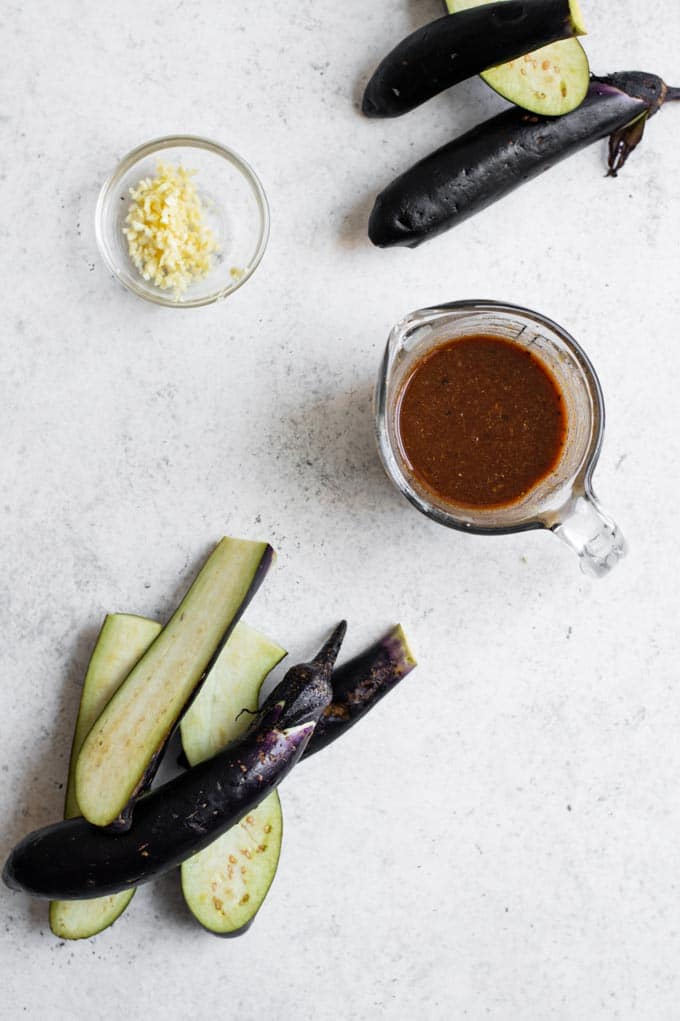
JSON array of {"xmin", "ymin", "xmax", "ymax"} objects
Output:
[
  {"xmin": 304, "ymin": 624, "xmax": 417, "ymax": 758},
  {"xmin": 2, "ymin": 625, "xmax": 346, "ymax": 901},
  {"xmin": 363, "ymin": 0, "xmax": 585, "ymax": 118},
  {"xmin": 369, "ymin": 72, "xmax": 680, "ymax": 248}
]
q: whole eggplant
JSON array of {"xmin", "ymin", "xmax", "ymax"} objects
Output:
[
  {"xmin": 369, "ymin": 72, "xmax": 680, "ymax": 248},
  {"xmin": 363, "ymin": 0, "xmax": 584, "ymax": 118},
  {"xmin": 3, "ymin": 624, "xmax": 346, "ymax": 901}
]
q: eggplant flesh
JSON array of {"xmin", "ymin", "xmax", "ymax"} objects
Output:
[
  {"xmin": 363, "ymin": 0, "xmax": 585, "ymax": 118},
  {"xmin": 180, "ymin": 621, "xmax": 286, "ymax": 767},
  {"xmin": 369, "ymin": 73, "xmax": 677, "ymax": 248},
  {"xmin": 180, "ymin": 622, "xmax": 287, "ymax": 936},
  {"xmin": 180, "ymin": 791, "xmax": 282, "ymax": 937}
]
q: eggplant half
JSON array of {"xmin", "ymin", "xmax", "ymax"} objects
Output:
[
  {"xmin": 75, "ymin": 537, "xmax": 274, "ymax": 829},
  {"xmin": 369, "ymin": 72, "xmax": 680, "ymax": 248},
  {"xmin": 49, "ymin": 614, "xmax": 162, "ymax": 939},
  {"xmin": 362, "ymin": 0, "xmax": 586, "ymax": 117},
  {"xmin": 180, "ymin": 622, "xmax": 286, "ymax": 766},
  {"xmin": 179, "ymin": 622, "xmax": 287, "ymax": 936},
  {"xmin": 445, "ymin": 0, "xmax": 589, "ymax": 115},
  {"xmin": 3, "ymin": 625, "xmax": 346, "ymax": 901}
]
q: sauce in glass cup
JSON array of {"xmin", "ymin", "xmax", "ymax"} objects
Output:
[{"xmin": 375, "ymin": 300, "xmax": 627, "ymax": 577}]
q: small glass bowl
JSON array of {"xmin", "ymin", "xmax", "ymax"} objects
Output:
[{"xmin": 95, "ymin": 135, "xmax": 269, "ymax": 308}]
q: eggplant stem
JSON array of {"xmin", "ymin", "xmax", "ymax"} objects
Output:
[
  {"xmin": 607, "ymin": 110, "xmax": 649, "ymax": 177},
  {"xmin": 312, "ymin": 620, "xmax": 347, "ymax": 672}
]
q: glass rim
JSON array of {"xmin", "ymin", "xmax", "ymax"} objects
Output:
[
  {"xmin": 94, "ymin": 134, "xmax": 270, "ymax": 309},
  {"xmin": 375, "ymin": 299, "xmax": 606, "ymax": 537}
]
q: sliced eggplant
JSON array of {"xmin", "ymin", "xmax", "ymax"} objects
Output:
[
  {"xmin": 180, "ymin": 622, "xmax": 286, "ymax": 936},
  {"xmin": 75, "ymin": 537, "xmax": 274, "ymax": 828},
  {"xmin": 49, "ymin": 614, "xmax": 161, "ymax": 939},
  {"xmin": 362, "ymin": 0, "xmax": 586, "ymax": 118},
  {"xmin": 180, "ymin": 793, "xmax": 283, "ymax": 937},
  {"xmin": 180, "ymin": 622, "xmax": 286, "ymax": 765},
  {"xmin": 445, "ymin": 0, "xmax": 589, "ymax": 115},
  {"xmin": 4, "ymin": 625, "xmax": 345, "ymax": 901},
  {"xmin": 369, "ymin": 72, "xmax": 680, "ymax": 248}
]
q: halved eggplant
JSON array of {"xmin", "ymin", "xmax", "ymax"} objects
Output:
[
  {"xmin": 4, "ymin": 625, "xmax": 345, "ymax": 901},
  {"xmin": 75, "ymin": 537, "xmax": 274, "ymax": 829},
  {"xmin": 49, "ymin": 614, "xmax": 161, "ymax": 939},
  {"xmin": 180, "ymin": 623, "xmax": 286, "ymax": 766},
  {"xmin": 180, "ymin": 792, "xmax": 283, "ymax": 937},
  {"xmin": 445, "ymin": 0, "xmax": 589, "ymax": 115},
  {"xmin": 362, "ymin": 0, "xmax": 586, "ymax": 117},
  {"xmin": 180, "ymin": 622, "xmax": 287, "ymax": 936}
]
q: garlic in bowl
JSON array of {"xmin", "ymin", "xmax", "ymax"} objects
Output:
[{"xmin": 95, "ymin": 136, "xmax": 269, "ymax": 308}]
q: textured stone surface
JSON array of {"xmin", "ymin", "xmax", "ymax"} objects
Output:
[{"xmin": 1, "ymin": 1, "xmax": 679, "ymax": 1018}]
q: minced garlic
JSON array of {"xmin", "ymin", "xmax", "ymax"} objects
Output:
[{"xmin": 123, "ymin": 162, "xmax": 218, "ymax": 298}]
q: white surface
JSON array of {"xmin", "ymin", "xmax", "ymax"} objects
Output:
[{"xmin": 1, "ymin": 2, "xmax": 679, "ymax": 1018}]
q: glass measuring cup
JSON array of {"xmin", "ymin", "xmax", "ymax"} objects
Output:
[{"xmin": 375, "ymin": 300, "xmax": 627, "ymax": 577}]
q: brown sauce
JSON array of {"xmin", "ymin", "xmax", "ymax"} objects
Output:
[{"xmin": 396, "ymin": 335, "xmax": 567, "ymax": 509}]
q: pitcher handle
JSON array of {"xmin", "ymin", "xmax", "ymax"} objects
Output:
[{"xmin": 552, "ymin": 491, "xmax": 627, "ymax": 578}]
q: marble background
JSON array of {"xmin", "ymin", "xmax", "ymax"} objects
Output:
[{"xmin": 1, "ymin": 1, "xmax": 679, "ymax": 1018}]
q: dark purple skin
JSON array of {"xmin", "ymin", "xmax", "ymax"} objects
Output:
[
  {"xmin": 363, "ymin": 0, "xmax": 580, "ymax": 118},
  {"xmin": 261, "ymin": 620, "xmax": 346, "ymax": 730},
  {"xmin": 303, "ymin": 625, "xmax": 416, "ymax": 758},
  {"xmin": 108, "ymin": 544, "xmax": 276, "ymax": 832},
  {"xmin": 2, "ymin": 624, "xmax": 346, "ymax": 901},
  {"xmin": 369, "ymin": 72, "xmax": 680, "ymax": 248}
]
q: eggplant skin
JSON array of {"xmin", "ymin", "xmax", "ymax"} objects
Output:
[
  {"xmin": 369, "ymin": 80, "xmax": 648, "ymax": 248},
  {"xmin": 304, "ymin": 625, "xmax": 416, "ymax": 758},
  {"xmin": 213, "ymin": 916, "xmax": 255, "ymax": 939},
  {"xmin": 363, "ymin": 0, "xmax": 582, "ymax": 118}
]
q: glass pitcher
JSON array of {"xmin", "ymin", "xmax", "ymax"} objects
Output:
[{"xmin": 375, "ymin": 300, "xmax": 627, "ymax": 578}]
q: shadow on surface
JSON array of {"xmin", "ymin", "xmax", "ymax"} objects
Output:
[
  {"xmin": 1, "ymin": 623, "xmax": 102, "ymax": 863},
  {"xmin": 268, "ymin": 380, "xmax": 402, "ymax": 519},
  {"xmin": 147, "ymin": 866, "xmax": 199, "ymax": 935}
]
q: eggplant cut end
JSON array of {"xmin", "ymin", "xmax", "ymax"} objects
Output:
[{"xmin": 389, "ymin": 624, "xmax": 418, "ymax": 673}]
